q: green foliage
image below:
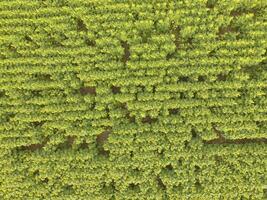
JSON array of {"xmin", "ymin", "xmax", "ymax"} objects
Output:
[{"xmin": 0, "ymin": 0, "xmax": 266, "ymax": 199}]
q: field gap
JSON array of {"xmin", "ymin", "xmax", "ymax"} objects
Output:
[
  {"xmin": 203, "ymin": 124, "xmax": 267, "ymax": 144},
  {"xmin": 19, "ymin": 138, "xmax": 49, "ymax": 152},
  {"xmin": 121, "ymin": 41, "xmax": 130, "ymax": 64},
  {"xmin": 157, "ymin": 176, "xmax": 166, "ymax": 190},
  {"xmin": 141, "ymin": 116, "xmax": 157, "ymax": 124},
  {"xmin": 80, "ymin": 86, "xmax": 96, "ymax": 95},
  {"xmin": 85, "ymin": 38, "xmax": 96, "ymax": 46},
  {"xmin": 169, "ymin": 108, "xmax": 180, "ymax": 115},
  {"xmin": 111, "ymin": 85, "xmax": 121, "ymax": 94},
  {"xmin": 96, "ymin": 130, "xmax": 111, "ymax": 156},
  {"xmin": 206, "ymin": 0, "xmax": 217, "ymax": 9},
  {"xmin": 76, "ymin": 18, "xmax": 88, "ymax": 32}
]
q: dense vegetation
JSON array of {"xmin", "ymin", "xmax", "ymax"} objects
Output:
[{"xmin": 0, "ymin": 0, "xmax": 266, "ymax": 199}]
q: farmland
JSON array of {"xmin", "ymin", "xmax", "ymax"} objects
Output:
[{"xmin": 0, "ymin": 0, "xmax": 266, "ymax": 199}]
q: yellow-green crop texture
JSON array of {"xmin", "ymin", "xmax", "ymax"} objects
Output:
[{"xmin": 0, "ymin": 0, "xmax": 267, "ymax": 199}]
